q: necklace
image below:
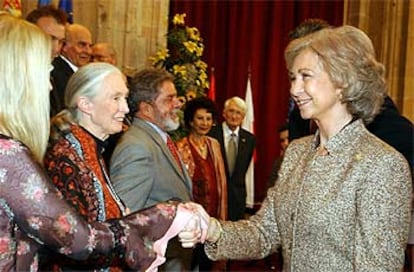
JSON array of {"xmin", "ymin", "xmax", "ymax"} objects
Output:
[
  {"xmin": 190, "ymin": 135, "xmax": 208, "ymax": 157},
  {"xmin": 197, "ymin": 144, "xmax": 206, "ymax": 153}
]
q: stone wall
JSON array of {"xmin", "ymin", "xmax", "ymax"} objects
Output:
[
  {"xmin": 17, "ymin": 0, "xmax": 169, "ymax": 77},
  {"xmin": 1, "ymin": 0, "xmax": 412, "ymax": 121},
  {"xmin": 344, "ymin": 0, "xmax": 413, "ymax": 121}
]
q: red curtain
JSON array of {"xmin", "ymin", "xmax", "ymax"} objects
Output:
[{"xmin": 170, "ymin": 0, "xmax": 344, "ymax": 202}]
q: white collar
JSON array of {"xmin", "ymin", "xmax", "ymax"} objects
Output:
[
  {"xmin": 144, "ymin": 120, "xmax": 168, "ymax": 143},
  {"xmin": 222, "ymin": 122, "xmax": 239, "ymax": 137},
  {"xmin": 59, "ymin": 55, "xmax": 78, "ymax": 72}
]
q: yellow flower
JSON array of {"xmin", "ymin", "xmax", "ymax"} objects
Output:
[
  {"xmin": 149, "ymin": 48, "xmax": 170, "ymax": 64},
  {"xmin": 186, "ymin": 27, "xmax": 200, "ymax": 41},
  {"xmin": 199, "ymin": 70, "xmax": 207, "ymax": 81},
  {"xmin": 195, "ymin": 60, "xmax": 207, "ymax": 70},
  {"xmin": 156, "ymin": 48, "xmax": 169, "ymax": 60},
  {"xmin": 183, "ymin": 41, "xmax": 197, "ymax": 54},
  {"xmin": 196, "ymin": 71, "xmax": 208, "ymax": 88},
  {"xmin": 150, "ymin": 13, "xmax": 209, "ymax": 115},
  {"xmin": 173, "ymin": 13, "xmax": 186, "ymax": 25},
  {"xmin": 177, "ymin": 96, "xmax": 187, "ymax": 105},
  {"xmin": 196, "ymin": 79, "xmax": 208, "ymax": 89},
  {"xmin": 173, "ymin": 65, "xmax": 187, "ymax": 79},
  {"xmin": 186, "ymin": 90, "xmax": 197, "ymax": 101},
  {"xmin": 195, "ymin": 44, "xmax": 204, "ymax": 57}
]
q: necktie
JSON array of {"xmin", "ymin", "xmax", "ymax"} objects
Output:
[
  {"xmin": 227, "ymin": 133, "xmax": 237, "ymax": 175},
  {"xmin": 167, "ymin": 136, "xmax": 183, "ymax": 172}
]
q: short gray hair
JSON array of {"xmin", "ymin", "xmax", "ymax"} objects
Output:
[{"xmin": 224, "ymin": 96, "xmax": 247, "ymax": 114}]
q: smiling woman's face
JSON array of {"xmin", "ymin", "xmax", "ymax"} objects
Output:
[
  {"xmin": 84, "ymin": 72, "xmax": 129, "ymax": 139},
  {"xmin": 289, "ymin": 49, "xmax": 343, "ymax": 122},
  {"xmin": 190, "ymin": 108, "xmax": 213, "ymax": 136}
]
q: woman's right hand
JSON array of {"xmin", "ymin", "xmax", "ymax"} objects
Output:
[{"xmin": 178, "ymin": 202, "xmax": 218, "ymax": 247}]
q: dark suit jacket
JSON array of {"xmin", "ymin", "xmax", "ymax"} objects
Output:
[
  {"xmin": 209, "ymin": 124, "xmax": 256, "ymax": 221},
  {"xmin": 51, "ymin": 56, "xmax": 75, "ymax": 115},
  {"xmin": 366, "ymin": 96, "xmax": 414, "ymax": 176}
]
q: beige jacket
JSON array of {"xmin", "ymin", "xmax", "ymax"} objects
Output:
[{"xmin": 206, "ymin": 120, "xmax": 412, "ymax": 271}]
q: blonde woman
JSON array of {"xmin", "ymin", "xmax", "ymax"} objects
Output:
[
  {"xmin": 180, "ymin": 25, "xmax": 412, "ymax": 271},
  {"xmin": 0, "ymin": 14, "xmax": 202, "ymax": 271}
]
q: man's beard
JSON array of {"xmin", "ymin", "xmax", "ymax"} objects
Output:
[
  {"xmin": 153, "ymin": 107, "xmax": 180, "ymax": 132},
  {"xmin": 163, "ymin": 116, "xmax": 180, "ymax": 131},
  {"xmin": 157, "ymin": 109, "xmax": 180, "ymax": 131}
]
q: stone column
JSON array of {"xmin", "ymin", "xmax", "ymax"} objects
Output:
[
  {"xmin": 344, "ymin": 0, "xmax": 413, "ymax": 122},
  {"xmin": 93, "ymin": 0, "xmax": 169, "ymax": 76},
  {"xmin": 18, "ymin": 0, "xmax": 169, "ymax": 78}
]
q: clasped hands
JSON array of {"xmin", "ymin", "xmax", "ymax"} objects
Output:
[{"xmin": 178, "ymin": 202, "xmax": 222, "ymax": 248}]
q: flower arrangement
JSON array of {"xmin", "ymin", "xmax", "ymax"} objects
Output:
[{"xmin": 150, "ymin": 13, "xmax": 210, "ymax": 139}]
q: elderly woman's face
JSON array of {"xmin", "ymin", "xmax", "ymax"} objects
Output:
[
  {"xmin": 288, "ymin": 49, "xmax": 343, "ymax": 122},
  {"xmin": 87, "ymin": 72, "xmax": 129, "ymax": 139},
  {"xmin": 190, "ymin": 108, "xmax": 213, "ymax": 136}
]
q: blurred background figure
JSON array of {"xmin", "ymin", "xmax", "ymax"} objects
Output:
[
  {"xmin": 92, "ymin": 42, "xmax": 117, "ymax": 65},
  {"xmin": 52, "ymin": 23, "xmax": 92, "ymax": 114},
  {"xmin": 26, "ymin": 5, "xmax": 67, "ymax": 58},
  {"xmin": 176, "ymin": 97, "xmax": 227, "ymax": 271},
  {"xmin": 267, "ymin": 123, "xmax": 289, "ymax": 189},
  {"xmin": 26, "ymin": 5, "xmax": 67, "ymax": 116}
]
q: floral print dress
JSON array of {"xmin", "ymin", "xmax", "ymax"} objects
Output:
[{"xmin": 0, "ymin": 134, "xmax": 195, "ymax": 271}]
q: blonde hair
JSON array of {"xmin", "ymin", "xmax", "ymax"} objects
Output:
[
  {"xmin": 0, "ymin": 14, "xmax": 51, "ymax": 162},
  {"xmin": 285, "ymin": 25, "xmax": 386, "ymax": 124}
]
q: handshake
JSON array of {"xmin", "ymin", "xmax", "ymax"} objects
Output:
[{"xmin": 178, "ymin": 202, "xmax": 223, "ymax": 248}]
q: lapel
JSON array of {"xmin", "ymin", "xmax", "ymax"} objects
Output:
[
  {"xmin": 134, "ymin": 119, "xmax": 192, "ymax": 190},
  {"xmin": 211, "ymin": 125, "xmax": 230, "ymax": 176},
  {"xmin": 53, "ymin": 56, "xmax": 75, "ymax": 77},
  {"xmin": 237, "ymin": 129, "xmax": 248, "ymax": 161},
  {"xmin": 216, "ymin": 126, "xmax": 226, "ymax": 155}
]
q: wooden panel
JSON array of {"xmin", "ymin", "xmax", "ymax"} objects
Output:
[
  {"xmin": 10, "ymin": 0, "xmax": 169, "ymax": 78},
  {"xmin": 403, "ymin": 0, "xmax": 414, "ymax": 122},
  {"xmin": 344, "ymin": 0, "xmax": 412, "ymax": 121}
]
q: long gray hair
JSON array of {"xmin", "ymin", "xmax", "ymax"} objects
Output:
[{"xmin": 50, "ymin": 62, "xmax": 122, "ymax": 140}]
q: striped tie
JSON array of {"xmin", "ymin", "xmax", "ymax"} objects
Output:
[{"xmin": 167, "ymin": 136, "xmax": 183, "ymax": 173}]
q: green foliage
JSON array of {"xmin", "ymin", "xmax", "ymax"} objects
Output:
[{"xmin": 149, "ymin": 13, "xmax": 209, "ymax": 140}]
